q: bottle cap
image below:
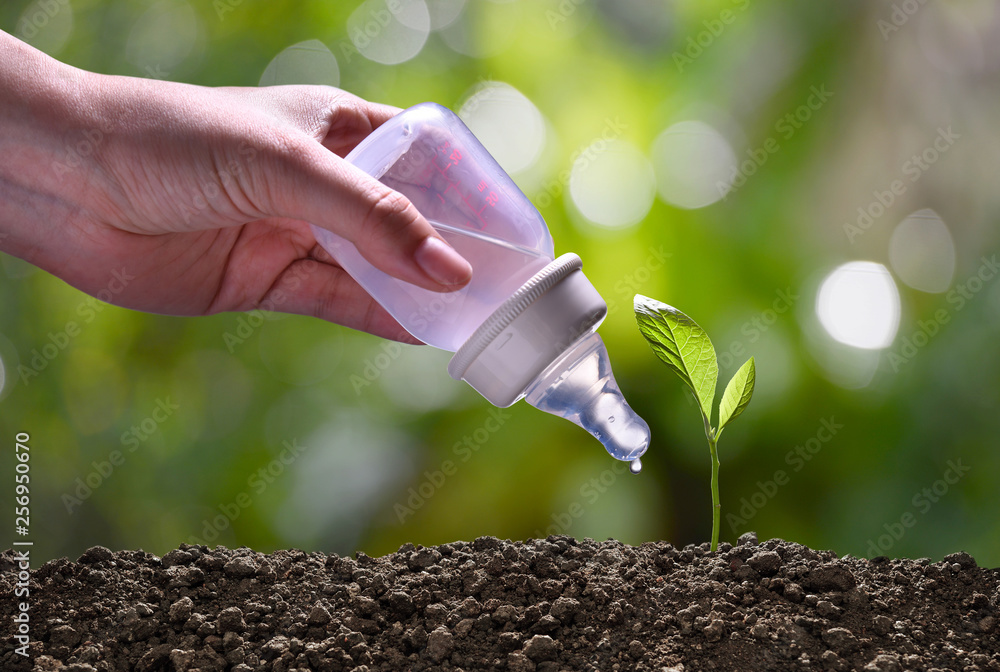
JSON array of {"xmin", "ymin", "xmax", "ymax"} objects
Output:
[{"xmin": 448, "ymin": 254, "xmax": 607, "ymax": 407}]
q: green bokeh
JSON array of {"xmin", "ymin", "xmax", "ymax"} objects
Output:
[{"xmin": 2, "ymin": 0, "xmax": 998, "ymax": 568}]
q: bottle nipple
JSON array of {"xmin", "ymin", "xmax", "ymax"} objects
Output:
[{"xmin": 524, "ymin": 332, "xmax": 650, "ymax": 463}]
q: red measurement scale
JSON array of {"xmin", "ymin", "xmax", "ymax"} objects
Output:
[{"xmin": 430, "ymin": 140, "xmax": 498, "ymax": 231}]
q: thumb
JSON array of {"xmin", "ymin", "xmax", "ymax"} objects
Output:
[{"xmin": 253, "ymin": 134, "xmax": 472, "ymax": 292}]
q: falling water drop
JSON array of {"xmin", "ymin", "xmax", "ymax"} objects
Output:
[{"xmin": 629, "ymin": 458, "xmax": 642, "ymax": 475}]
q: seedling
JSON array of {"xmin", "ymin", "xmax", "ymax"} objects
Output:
[{"xmin": 634, "ymin": 294, "xmax": 756, "ymax": 552}]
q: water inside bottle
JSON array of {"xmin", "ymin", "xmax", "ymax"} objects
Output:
[
  {"xmin": 422, "ymin": 220, "xmax": 550, "ymax": 345},
  {"xmin": 431, "ymin": 221, "xmax": 548, "ymax": 271}
]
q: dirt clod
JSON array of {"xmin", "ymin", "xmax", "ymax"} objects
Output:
[
  {"xmin": 823, "ymin": 626, "xmax": 860, "ymax": 653},
  {"xmin": 223, "ymin": 556, "xmax": 257, "ymax": 579},
  {"xmin": 747, "ymin": 550, "xmax": 782, "ymax": 576},
  {"xmin": 802, "ymin": 563, "xmax": 857, "ymax": 592},
  {"xmin": 523, "ymin": 634, "xmax": 559, "ymax": 661},
  {"xmin": 218, "ymin": 606, "xmax": 246, "ymax": 632},
  {"xmin": 2, "ymin": 536, "xmax": 999, "ymax": 671},
  {"xmin": 425, "ymin": 626, "xmax": 454, "ymax": 662}
]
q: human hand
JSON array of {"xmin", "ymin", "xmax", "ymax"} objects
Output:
[{"xmin": 0, "ymin": 31, "xmax": 472, "ymax": 343}]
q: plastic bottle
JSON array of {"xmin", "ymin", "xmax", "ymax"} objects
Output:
[{"xmin": 311, "ymin": 103, "xmax": 650, "ymax": 467}]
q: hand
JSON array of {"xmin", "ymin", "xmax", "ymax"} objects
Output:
[{"xmin": 0, "ymin": 31, "xmax": 472, "ymax": 343}]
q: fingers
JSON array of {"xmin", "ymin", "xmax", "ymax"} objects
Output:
[
  {"xmin": 237, "ymin": 86, "xmax": 400, "ymax": 156},
  {"xmin": 264, "ymin": 257, "xmax": 423, "ymax": 344},
  {"xmin": 223, "ymin": 86, "xmax": 472, "ymax": 292},
  {"xmin": 252, "ymin": 134, "xmax": 472, "ymax": 293},
  {"xmin": 319, "ymin": 93, "xmax": 401, "ymax": 156}
]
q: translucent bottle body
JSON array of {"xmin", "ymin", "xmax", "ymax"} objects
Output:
[{"xmin": 311, "ymin": 102, "xmax": 553, "ymax": 352}]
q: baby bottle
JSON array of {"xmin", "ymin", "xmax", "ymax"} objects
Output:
[{"xmin": 311, "ymin": 103, "xmax": 650, "ymax": 469}]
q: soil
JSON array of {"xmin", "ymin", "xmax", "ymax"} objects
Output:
[{"xmin": 2, "ymin": 534, "xmax": 998, "ymax": 672}]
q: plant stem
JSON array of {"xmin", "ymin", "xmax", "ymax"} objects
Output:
[{"xmin": 702, "ymin": 414, "xmax": 720, "ymax": 552}]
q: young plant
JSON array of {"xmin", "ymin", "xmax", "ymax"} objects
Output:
[{"xmin": 634, "ymin": 294, "xmax": 756, "ymax": 552}]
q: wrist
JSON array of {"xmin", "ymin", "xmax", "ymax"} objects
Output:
[{"xmin": 0, "ymin": 30, "xmax": 106, "ymax": 264}]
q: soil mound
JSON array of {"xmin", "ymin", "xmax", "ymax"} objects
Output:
[{"xmin": 2, "ymin": 534, "xmax": 998, "ymax": 671}]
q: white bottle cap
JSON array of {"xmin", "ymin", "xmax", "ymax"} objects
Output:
[{"xmin": 447, "ymin": 254, "xmax": 607, "ymax": 407}]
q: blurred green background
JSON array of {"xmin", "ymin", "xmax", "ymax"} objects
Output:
[{"xmin": 2, "ymin": 0, "xmax": 999, "ymax": 568}]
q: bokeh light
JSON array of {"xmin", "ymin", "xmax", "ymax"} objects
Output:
[
  {"xmin": 816, "ymin": 262, "xmax": 901, "ymax": 350},
  {"xmin": 889, "ymin": 209, "xmax": 956, "ymax": 294},
  {"xmin": 569, "ymin": 139, "xmax": 655, "ymax": 230},
  {"xmin": 15, "ymin": 0, "xmax": 73, "ymax": 55},
  {"xmin": 275, "ymin": 413, "xmax": 414, "ymax": 551},
  {"xmin": 917, "ymin": 3, "xmax": 985, "ymax": 75},
  {"xmin": 426, "ymin": 0, "xmax": 466, "ymax": 30},
  {"xmin": 259, "ymin": 39, "xmax": 340, "ymax": 87},
  {"xmin": 264, "ymin": 387, "xmax": 339, "ymax": 447},
  {"xmin": 438, "ymin": 0, "xmax": 520, "ymax": 58},
  {"xmin": 458, "ymin": 81, "xmax": 546, "ymax": 176},
  {"xmin": 348, "ymin": 0, "xmax": 430, "ymax": 66},
  {"xmin": 811, "ymin": 342, "xmax": 882, "ymax": 391},
  {"xmin": 0, "ymin": 333, "xmax": 19, "ymax": 402},
  {"xmin": 379, "ymin": 349, "xmax": 464, "ymax": 412},
  {"xmin": 651, "ymin": 120, "xmax": 738, "ymax": 209},
  {"xmin": 596, "ymin": 0, "xmax": 674, "ymax": 48}
]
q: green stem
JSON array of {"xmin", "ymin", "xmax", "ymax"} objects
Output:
[{"xmin": 702, "ymin": 414, "xmax": 720, "ymax": 552}]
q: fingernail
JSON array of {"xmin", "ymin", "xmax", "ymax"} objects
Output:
[{"xmin": 414, "ymin": 236, "xmax": 473, "ymax": 287}]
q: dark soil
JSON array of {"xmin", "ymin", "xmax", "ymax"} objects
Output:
[{"xmin": 2, "ymin": 534, "xmax": 998, "ymax": 672}]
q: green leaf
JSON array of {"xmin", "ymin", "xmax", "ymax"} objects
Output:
[
  {"xmin": 634, "ymin": 294, "xmax": 718, "ymax": 423},
  {"xmin": 719, "ymin": 357, "xmax": 756, "ymax": 431}
]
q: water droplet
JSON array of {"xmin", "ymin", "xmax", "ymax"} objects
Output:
[
  {"xmin": 629, "ymin": 458, "xmax": 642, "ymax": 475},
  {"xmin": 608, "ymin": 415, "xmax": 615, "ymax": 423}
]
